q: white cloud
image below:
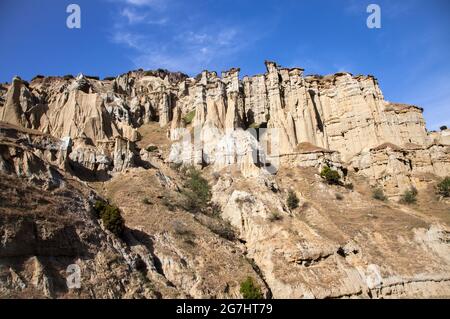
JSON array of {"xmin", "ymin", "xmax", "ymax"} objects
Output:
[
  {"xmin": 108, "ymin": 0, "xmax": 261, "ymax": 74},
  {"xmin": 121, "ymin": 7, "xmax": 146, "ymax": 23},
  {"xmin": 124, "ymin": 0, "xmax": 164, "ymax": 7},
  {"xmin": 120, "ymin": 7, "xmax": 167, "ymax": 24},
  {"xmin": 111, "ymin": 31, "xmax": 144, "ymax": 49},
  {"xmin": 128, "ymin": 27, "xmax": 242, "ymax": 74}
]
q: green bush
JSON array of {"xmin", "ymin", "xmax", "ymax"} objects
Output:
[
  {"xmin": 182, "ymin": 168, "xmax": 211, "ymax": 213},
  {"xmin": 94, "ymin": 200, "xmax": 106, "ymax": 217},
  {"xmin": 94, "ymin": 201, "xmax": 125, "ymax": 236},
  {"xmin": 183, "ymin": 110, "xmax": 196, "ymax": 125},
  {"xmin": 400, "ymin": 187, "xmax": 418, "ymax": 205},
  {"xmin": 372, "ymin": 188, "xmax": 387, "ymax": 201},
  {"xmin": 437, "ymin": 177, "xmax": 450, "ymax": 197},
  {"xmin": 287, "ymin": 190, "xmax": 299, "ymax": 210},
  {"xmin": 146, "ymin": 145, "xmax": 158, "ymax": 152},
  {"xmin": 240, "ymin": 277, "xmax": 263, "ymax": 299},
  {"xmin": 320, "ymin": 166, "xmax": 341, "ymax": 185}
]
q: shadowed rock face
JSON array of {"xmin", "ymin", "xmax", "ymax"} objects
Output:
[{"xmin": 0, "ymin": 63, "xmax": 449, "ymax": 299}]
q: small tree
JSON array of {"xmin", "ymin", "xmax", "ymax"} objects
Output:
[
  {"xmin": 183, "ymin": 110, "xmax": 196, "ymax": 125},
  {"xmin": 182, "ymin": 167, "xmax": 211, "ymax": 213},
  {"xmin": 320, "ymin": 166, "xmax": 341, "ymax": 185},
  {"xmin": 437, "ymin": 177, "xmax": 450, "ymax": 197},
  {"xmin": 94, "ymin": 201, "xmax": 125, "ymax": 236},
  {"xmin": 372, "ymin": 188, "xmax": 387, "ymax": 201},
  {"xmin": 440, "ymin": 125, "xmax": 448, "ymax": 131},
  {"xmin": 287, "ymin": 190, "xmax": 299, "ymax": 210},
  {"xmin": 400, "ymin": 187, "xmax": 418, "ymax": 205},
  {"xmin": 240, "ymin": 277, "xmax": 263, "ymax": 299}
]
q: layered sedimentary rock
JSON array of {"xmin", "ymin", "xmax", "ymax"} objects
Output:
[
  {"xmin": 1, "ymin": 62, "xmax": 450, "ymax": 299},
  {"xmin": 350, "ymin": 142, "xmax": 450, "ymax": 196},
  {"xmin": 1, "ymin": 62, "xmax": 447, "ymax": 192},
  {"xmin": 212, "ymin": 170, "xmax": 450, "ymax": 298}
]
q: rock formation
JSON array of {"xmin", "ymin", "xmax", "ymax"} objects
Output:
[{"xmin": 0, "ymin": 62, "xmax": 449, "ymax": 299}]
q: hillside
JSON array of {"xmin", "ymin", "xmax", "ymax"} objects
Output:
[{"xmin": 0, "ymin": 62, "xmax": 449, "ymax": 298}]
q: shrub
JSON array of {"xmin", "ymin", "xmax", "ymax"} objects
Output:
[
  {"xmin": 372, "ymin": 188, "xmax": 388, "ymax": 201},
  {"xmin": 440, "ymin": 125, "xmax": 448, "ymax": 131},
  {"xmin": 335, "ymin": 193, "xmax": 344, "ymax": 200},
  {"xmin": 344, "ymin": 183, "xmax": 354, "ymax": 190},
  {"xmin": 182, "ymin": 168, "xmax": 211, "ymax": 213},
  {"xmin": 400, "ymin": 187, "xmax": 418, "ymax": 204},
  {"xmin": 268, "ymin": 211, "xmax": 283, "ymax": 222},
  {"xmin": 240, "ymin": 277, "xmax": 263, "ymax": 299},
  {"xmin": 183, "ymin": 110, "xmax": 196, "ymax": 125},
  {"xmin": 287, "ymin": 190, "xmax": 299, "ymax": 210},
  {"xmin": 209, "ymin": 220, "xmax": 236, "ymax": 241},
  {"xmin": 146, "ymin": 145, "xmax": 158, "ymax": 152},
  {"xmin": 320, "ymin": 166, "xmax": 341, "ymax": 185},
  {"xmin": 169, "ymin": 162, "xmax": 183, "ymax": 171},
  {"xmin": 94, "ymin": 201, "xmax": 125, "ymax": 236},
  {"xmin": 162, "ymin": 197, "xmax": 177, "ymax": 211},
  {"xmin": 94, "ymin": 200, "xmax": 106, "ymax": 217},
  {"xmin": 437, "ymin": 177, "xmax": 450, "ymax": 197},
  {"xmin": 142, "ymin": 198, "xmax": 152, "ymax": 205}
]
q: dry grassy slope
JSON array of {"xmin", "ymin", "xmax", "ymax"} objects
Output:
[
  {"xmin": 90, "ymin": 166, "xmax": 269, "ymax": 299},
  {"xmin": 0, "ymin": 171, "xmax": 162, "ymax": 299},
  {"xmin": 0, "ymin": 125, "xmax": 178, "ymax": 299},
  {"xmin": 90, "ymin": 156, "xmax": 450, "ymax": 298},
  {"xmin": 1, "ymin": 120, "xmax": 449, "ymax": 299}
]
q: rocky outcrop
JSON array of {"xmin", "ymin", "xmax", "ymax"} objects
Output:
[
  {"xmin": 0, "ymin": 62, "xmax": 444, "ymax": 184},
  {"xmin": 1, "ymin": 62, "xmax": 449, "ymax": 299},
  {"xmin": 350, "ymin": 142, "xmax": 450, "ymax": 196},
  {"xmin": 211, "ymin": 169, "xmax": 450, "ymax": 298},
  {"xmin": 0, "ymin": 128, "xmax": 179, "ymax": 298}
]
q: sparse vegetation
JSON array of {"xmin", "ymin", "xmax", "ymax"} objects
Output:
[
  {"xmin": 400, "ymin": 187, "xmax": 418, "ymax": 204},
  {"xmin": 162, "ymin": 196, "xmax": 177, "ymax": 211},
  {"xmin": 437, "ymin": 177, "xmax": 450, "ymax": 197},
  {"xmin": 268, "ymin": 211, "xmax": 283, "ymax": 222},
  {"xmin": 235, "ymin": 196, "xmax": 254, "ymax": 206},
  {"xmin": 320, "ymin": 166, "xmax": 341, "ymax": 185},
  {"xmin": 372, "ymin": 188, "xmax": 388, "ymax": 201},
  {"xmin": 344, "ymin": 183, "xmax": 354, "ymax": 190},
  {"xmin": 142, "ymin": 198, "xmax": 152, "ymax": 205},
  {"xmin": 287, "ymin": 190, "xmax": 299, "ymax": 210},
  {"xmin": 172, "ymin": 221, "xmax": 193, "ymax": 236},
  {"xmin": 146, "ymin": 145, "xmax": 158, "ymax": 152},
  {"xmin": 183, "ymin": 110, "xmax": 196, "ymax": 125},
  {"xmin": 169, "ymin": 162, "xmax": 183, "ymax": 171},
  {"xmin": 240, "ymin": 277, "xmax": 263, "ymax": 299},
  {"xmin": 335, "ymin": 193, "xmax": 344, "ymax": 200},
  {"xmin": 94, "ymin": 201, "xmax": 125, "ymax": 236},
  {"xmin": 208, "ymin": 220, "xmax": 236, "ymax": 241},
  {"xmin": 182, "ymin": 167, "xmax": 211, "ymax": 213}
]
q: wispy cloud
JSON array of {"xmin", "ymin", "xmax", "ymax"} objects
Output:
[
  {"xmin": 114, "ymin": 27, "xmax": 243, "ymax": 74},
  {"xmin": 111, "ymin": 31, "xmax": 144, "ymax": 49},
  {"xmin": 122, "ymin": 0, "xmax": 167, "ymax": 9},
  {"xmin": 108, "ymin": 0, "xmax": 257, "ymax": 74},
  {"xmin": 120, "ymin": 7, "xmax": 167, "ymax": 24}
]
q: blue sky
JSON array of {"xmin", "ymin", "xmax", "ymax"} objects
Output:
[{"xmin": 0, "ymin": 0, "xmax": 449, "ymax": 130}]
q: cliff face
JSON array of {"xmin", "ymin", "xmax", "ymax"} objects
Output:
[{"xmin": 0, "ymin": 62, "xmax": 449, "ymax": 299}]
